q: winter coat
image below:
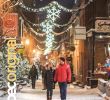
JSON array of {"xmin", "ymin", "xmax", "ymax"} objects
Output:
[
  {"xmin": 54, "ymin": 63, "xmax": 71, "ymax": 83},
  {"xmin": 45, "ymin": 68, "xmax": 55, "ymax": 89},
  {"xmin": 29, "ymin": 66, "xmax": 38, "ymax": 80},
  {"xmin": 41, "ymin": 67, "xmax": 46, "ymax": 78}
]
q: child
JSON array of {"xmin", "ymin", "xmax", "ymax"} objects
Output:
[{"xmin": 44, "ymin": 62, "xmax": 55, "ymax": 100}]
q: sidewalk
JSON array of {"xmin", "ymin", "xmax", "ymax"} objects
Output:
[{"xmin": 0, "ymin": 80, "xmax": 103, "ymax": 100}]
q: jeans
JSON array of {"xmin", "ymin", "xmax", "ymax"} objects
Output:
[{"xmin": 58, "ymin": 82, "xmax": 67, "ymax": 100}]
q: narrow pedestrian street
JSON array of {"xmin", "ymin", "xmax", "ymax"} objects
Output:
[
  {"xmin": 0, "ymin": 0, "xmax": 110, "ymax": 100},
  {"xmin": 0, "ymin": 80, "xmax": 102, "ymax": 100}
]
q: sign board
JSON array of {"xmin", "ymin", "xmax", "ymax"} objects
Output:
[
  {"xmin": 3, "ymin": 13, "xmax": 18, "ymax": 37},
  {"xmin": 95, "ymin": 20, "xmax": 110, "ymax": 33},
  {"xmin": 74, "ymin": 26, "xmax": 86, "ymax": 40}
]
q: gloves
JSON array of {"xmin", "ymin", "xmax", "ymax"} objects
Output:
[
  {"xmin": 67, "ymin": 81, "xmax": 71, "ymax": 84},
  {"xmin": 54, "ymin": 81, "xmax": 57, "ymax": 84}
]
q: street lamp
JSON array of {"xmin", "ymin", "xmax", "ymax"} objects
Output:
[
  {"xmin": 25, "ymin": 39, "xmax": 30, "ymax": 45},
  {"xmin": 99, "ymin": 35, "xmax": 103, "ymax": 38},
  {"xmin": 21, "ymin": 41, "xmax": 24, "ymax": 45},
  {"xmin": 33, "ymin": 49, "xmax": 36, "ymax": 53}
]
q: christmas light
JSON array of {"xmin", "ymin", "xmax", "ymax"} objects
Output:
[
  {"xmin": 44, "ymin": 48, "xmax": 51, "ymax": 55},
  {"xmin": 25, "ymin": 39, "xmax": 30, "ymax": 45},
  {"xmin": 33, "ymin": 49, "xmax": 36, "ymax": 53},
  {"xmin": 19, "ymin": 1, "xmax": 73, "ymax": 12},
  {"xmin": 40, "ymin": 20, "xmax": 53, "ymax": 34},
  {"xmin": 39, "ymin": 4, "xmax": 61, "ymax": 53},
  {"xmin": 45, "ymin": 33, "xmax": 54, "ymax": 48},
  {"xmin": 47, "ymin": 6, "xmax": 61, "ymax": 22}
]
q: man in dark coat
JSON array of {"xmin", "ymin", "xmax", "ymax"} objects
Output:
[{"xmin": 29, "ymin": 64, "xmax": 38, "ymax": 89}]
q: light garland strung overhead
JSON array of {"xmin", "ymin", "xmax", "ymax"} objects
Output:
[
  {"xmin": 40, "ymin": 4, "xmax": 61, "ymax": 55},
  {"xmin": 47, "ymin": 6, "xmax": 61, "ymax": 22},
  {"xmin": 18, "ymin": 0, "xmax": 93, "ymax": 51},
  {"xmin": 18, "ymin": 0, "xmax": 93, "ymax": 13},
  {"xmin": 19, "ymin": 0, "xmax": 73, "ymax": 13},
  {"xmin": 37, "ymin": 44, "xmax": 61, "ymax": 52},
  {"xmin": 19, "ymin": 0, "xmax": 93, "ymax": 37},
  {"xmin": 40, "ymin": 20, "xmax": 53, "ymax": 34}
]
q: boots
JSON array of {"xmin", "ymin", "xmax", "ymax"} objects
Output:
[{"xmin": 47, "ymin": 96, "xmax": 52, "ymax": 100}]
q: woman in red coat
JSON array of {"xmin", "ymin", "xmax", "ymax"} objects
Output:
[{"xmin": 54, "ymin": 57, "xmax": 71, "ymax": 100}]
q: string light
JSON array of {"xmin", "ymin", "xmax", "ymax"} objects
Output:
[
  {"xmin": 18, "ymin": 0, "xmax": 93, "ymax": 54},
  {"xmin": 40, "ymin": 20, "xmax": 53, "ymax": 34},
  {"xmin": 18, "ymin": 0, "xmax": 93, "ymax": 13},
  {"xmin": 18, "ymin": 0, "xmax": 93, "ymax": 37},
  {"xmin": 47, "ymin": 6, "xmax": 61, "ymax": 22},
  {"xmin": 38, "ymin": 4, "xmax": 61, "ymax": 54},
  {"xmin": 19, "ymin": 0, "xmax": 73, "ymax": 12},
  {"xmin": 25, "ymin": 39, "xmax": 30, "ymax": 45}
]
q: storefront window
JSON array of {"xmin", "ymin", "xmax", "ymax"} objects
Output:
[{"xmin": 94, "ymin": 33, "xmax": 110, "ymax": 80}]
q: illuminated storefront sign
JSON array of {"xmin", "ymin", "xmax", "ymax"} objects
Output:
[
  {"xmin": 3, "ymin": 13, "xmax": 18, "ymax": 100},
  {"xmin": 7, "ymin": 39, "xmax": 17, "ymax": 100}
]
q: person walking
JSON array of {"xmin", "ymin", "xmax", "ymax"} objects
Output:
[
  {"xmin": 45, "ymin": 62, "xmax": 55, "ymax": 100},
  {"xmin": 54, "ymin": 57, "xmax": 71, "ymax": 100},
  {"xmin": 41, "ymin": 64, "xmax": 47, "ymax": 90},
  {"xmin": 66, "ymin": 59, "xmax": 75, "ymax": 83},
  {"xmin": 28, "ymin": 64, "xmax": 38, "ymax": 89}
]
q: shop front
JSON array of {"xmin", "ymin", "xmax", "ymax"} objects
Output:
[
  {"xmin": 86, "ymin": 18, "xmax": 110, "ymax": 89},
  {"xmin": 72, "ymin": 26, "xmax": 87, "ymax": 86}
]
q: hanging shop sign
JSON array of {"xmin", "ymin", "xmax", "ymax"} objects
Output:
[
  {"xmin": 74, "ymin": 26, "xmax": 86, "ymax": 40},
  {"xmin": 3, "ymin": 13, "xmax": 18, "ymax": 37},
  {"xmin": 95, "ymin": 19, "xmax": 110, "ymax": 33}
]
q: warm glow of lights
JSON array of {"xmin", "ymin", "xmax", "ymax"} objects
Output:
[
  {"xmin": 108, "ymin": 46, "xmax": 110, "ymax": 51},
  {"xmin": 33, "ymin": 49, "xmax": 36, "ymax": 53},
  {"xmin": 21, "ymin": 41, "xmax": 24, "ymax": 45},
  {"xmin": 33, "ymin": 50, "xmax": 41, "ymax": 61},
  {"xmin": 25, "ymin": 39, "xmax": 30, "ymax": 45},
  {"xmin": 99, "ymin": 35, "xmax": 103, "ymax": 38},
  {"xmin": 36, "ymin": 51, "xmax": 41, "ymax": 55}
]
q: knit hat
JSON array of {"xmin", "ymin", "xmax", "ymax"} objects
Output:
[{"xmin": 59, "ymin": 57, "xmax": 65, "ymax": 62}]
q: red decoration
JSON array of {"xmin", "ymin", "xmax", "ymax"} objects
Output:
[{"xmin": 3, "ymin": 13, "xmax": 18, "ymax": 37}]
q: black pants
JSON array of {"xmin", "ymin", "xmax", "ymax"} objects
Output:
[
  {"xmin": 31, "ymin": 78, "xmax": 36, "ymax": 89},
  {"xmin": 47, "ymin": 88, "xmax": 53, "ymax": 100},
  {"xmin": 42, "ymin": 78, "xmax": 46, "ymax": 89},
  {"xmin": 58, "ymin": 82, "xmax": 67, "ymax": 100}
]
